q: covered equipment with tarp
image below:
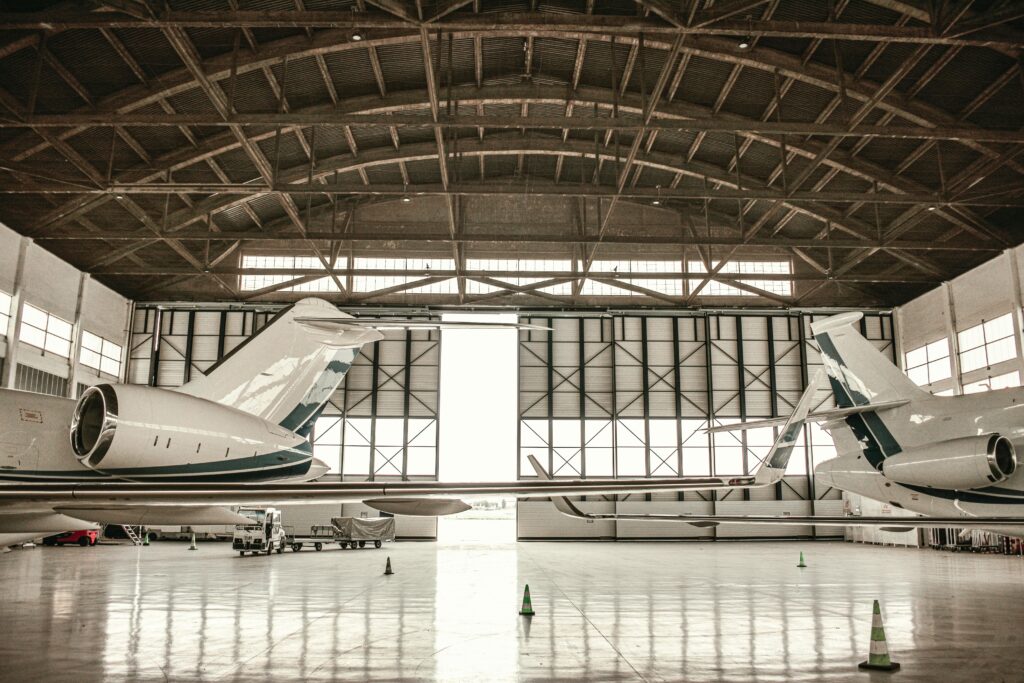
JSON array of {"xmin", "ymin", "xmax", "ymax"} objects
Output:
[{"xmin": 331, "ymin": 517, "xmax": 396, "ymax": 543}]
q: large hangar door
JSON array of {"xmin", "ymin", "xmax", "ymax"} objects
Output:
[
  {"xmin": 516, "ymin": 312, "xmax": 896, "ymax": 541},
  {"xmin": 438, "ymin": 313, "xmax": 518, "ymax": 543}
]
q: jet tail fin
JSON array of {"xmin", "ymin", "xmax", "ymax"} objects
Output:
[
  {"xmin": 177, "ymin": 298, "xmax": 363, "ymax": 436},
  {"xmin": 810, "ymin": 312, "xmax": 927, "ymax": 408},
  {"xmin": 752, "ymin": 369, "xmax": 823, "ymax": 485}
]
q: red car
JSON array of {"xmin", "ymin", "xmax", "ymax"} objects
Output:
[{"xmin": 43, "ymin": 530, "xmax": 99, "ymax": 547}]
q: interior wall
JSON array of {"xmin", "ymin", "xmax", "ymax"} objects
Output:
[
  {"xmin": 896, "ymin": 245, "xmax": 1024, "ymax": 395},
  {"xmin": 0, "ymin": 222, "xmax": 132, "ymax": 397}
]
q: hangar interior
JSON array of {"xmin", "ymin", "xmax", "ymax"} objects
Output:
[{"xmin": 1, "ymin": 0, "xmax": 1024, "ymax": 680}]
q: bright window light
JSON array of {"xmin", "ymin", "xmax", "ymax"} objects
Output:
[
  {"xmin": 688, "ymin": 260, "xmax": 792, "ymax": 297},
  {"xmin": 963, "ymin": 370, "xmax": 1021, "ymax": 394},
  {"xmin": 80, "ymin": 331, "xmax": 123, "ymax": 377},
  {"xmin": 0, "ymin": 290, "xmax": 11, "ymax": 335},
  {"xmin": 20, "ymin": 303, "xmax": 72, "ymax": 358},
  {"xmin": 904, "ymin": 338, "xmax": 951, "ymax": 386},
  {"xmin": 353, "ymin": 257, "xmax": 456, "ymax": 294},
  {"xmin": 957, "ymin": 313, "xmax": 1016, "ymax": 373},
  {"xmin": 240, "ymin": 255, "xmax": 347, "ymax": 292},
  {"xmin": 465, "ymin": 259, "xmax": 574, "ymax": 296},
  {"xmin": 582, "ymin": 260, "xmax": 683, "ymax": 296}
]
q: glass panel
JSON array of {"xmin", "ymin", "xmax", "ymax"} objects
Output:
[
  {"xmin": 984, "ymin": 314, "xmax": 1014, "ymax": 341},
  {"xmin": 80, "ymin": 348, "xmax": 102, "ymax": 370},
  {"xmin": 904, "ymin": 346, "xmax": 927, "ymax": 369},
  {"xmin": 986, "ymin": 336, "xmax": 1016, "ymax": 365},
  {"xmin": 81, "ymin": 331, "xmax": 102, "ymax": 352},
  {"xmin": 21, "ymin": 304, "xmax": 47, "ymax": 329},
  {"xmin": 957, "ymin": 324, "xmax": 984, "ymax": 352},
  {"xmin": 959, "ymin": 346, "xmax": 987, "ymax": 373},
  {"xmin": 19, "ymin": 324, "xmax": 45, "ymax": 349},
  {"xmin": 46, "ymin": 316, "xmax": 72, "ymax": 340},
  {"xmin": 342, "ymin": 446, "xmax": 370, "ymax": 475}
]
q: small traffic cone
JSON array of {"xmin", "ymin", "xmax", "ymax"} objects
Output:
[
  {"xmin": 797, "ymin": 551, "xmax": 807, "ymax": 568},
  {"xmin": 189, "ymin": 533, "xmax": 197, "ymax": 551},
  {"xmin": 384, "ymin": 556, "xmax": 394, "ymax": 575},
  {"xmin": 858, "ymin": 600, "xmax": 900, "ymax": 672},
  {"xmin": 519, "ymin": 584, "xmax": 535, "ymax": 617},
  {"xmin": 142, "ymin": 532, "xmax": 149, "ymax": 547}
]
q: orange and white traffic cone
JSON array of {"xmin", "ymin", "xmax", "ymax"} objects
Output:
[
  {"xmin": 519, "ymin": 584, "xmax": 535, "ymax": 617},
  {"xmin": 858, "ymin": 600, "xmax": 900, "ymax": 672}
]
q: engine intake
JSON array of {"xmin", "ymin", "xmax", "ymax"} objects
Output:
[
  {"xmin": 68, "ymin": 383, "xmax": 308, "ymax": 476},
  {"xmin": 881, "ymin": 434, "xmax": 1017, "ymax": 491},
  {"xmin": 70, "ymin": 384, "xmax": 118, "ymax": 468}
]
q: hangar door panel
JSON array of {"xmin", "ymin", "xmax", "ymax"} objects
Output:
[{"xmin": 517, "ymin": 312, "xmax": 894, "ymax": 541}]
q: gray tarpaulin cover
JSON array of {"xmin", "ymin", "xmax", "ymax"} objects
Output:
[{"xmin": 331, "ymin": 517, "xmax": 396, "ymax": 541}]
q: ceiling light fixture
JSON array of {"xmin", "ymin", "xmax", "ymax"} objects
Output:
[
  {"xmin": 651, "ymin": 185, "xmax": 663, "ymax": 206},
  {"xmin": 738, "ymin": 15, "xmax": 753, "ymax": 51},
  {"xmin": 401, "ymin": 195, "xmax": 412, "ymax": 203},
  {"xmin": 350, "ymin": 29, "xmax": 365, "ymax": 42}
]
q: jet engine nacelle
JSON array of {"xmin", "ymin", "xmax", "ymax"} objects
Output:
[
  {"xmin": 70, "ymin": 384, "xmax": 307, "ymax": 474},
  {"xmin": 880, "ymin": 434, "xmax": 1017, "ymax": 490}
]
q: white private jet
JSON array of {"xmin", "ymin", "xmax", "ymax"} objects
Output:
[{"xmin": 1, "ymin": 300, "xmax": 1022, "ymax": 546}]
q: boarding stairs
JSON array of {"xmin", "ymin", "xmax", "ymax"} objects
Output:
[{"xmin": 121, "ymin": 525, "xmax": 143, "ymax": 545}]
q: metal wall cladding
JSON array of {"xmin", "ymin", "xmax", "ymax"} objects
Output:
[{"xmin": 14, "ymin": 364, "xmax": 69, "ymax": 398}]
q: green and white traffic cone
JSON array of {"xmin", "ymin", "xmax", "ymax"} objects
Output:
[
  {"xmin": 858, "ymin": 600, "xmax": 900, "ymax": 672},
  {"xmin": 142, "ymin": 531, "xmax": 149, "ymax": 547},
  {"xmin": 797, "ymin": 551, "xmax": 807, "ymax": 568},
  {"xmin": 519, "ymin": 584, "xmax": 535, "ymax": 617},
  {"xmin": 189, "ymin": 533, "xmax": 197, "ymax": 551}
]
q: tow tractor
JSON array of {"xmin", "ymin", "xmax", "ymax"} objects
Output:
[{"xmin": 232, "ymin": 507, "xmax": 287, "ymax": 556}]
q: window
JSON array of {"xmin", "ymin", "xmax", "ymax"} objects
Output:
[
  {"xmin": 957, "ymin": 314, "xmax": 1016, "ymax": 373},
  {"xmin": 80, "ymin": 331, "xmax": 123, "ymax": 377},
  {"xmin": 963, "ymin": 371, "xmax": 1021, "ymax": 395},
  {"xmin": 904, "ymin": 338, "xmax": 951, "ymax": 386},
  {"xmin": 688, "ymin": 260, "xmax": 792, "ymax": 297},
  {"xmin": 20, "ymin": 303, "xmax": 72, "ymax": 358},
  {"xmin": 580, "ymin": 260, "xmax": 683, "ymax": 297},
  {"xmin": 466, "ymin": 259, "xmax": 573, "ymax": 296},
  {"xmin": 240, "ymin": 255, "xmax": 347, "ymax": 292},
  {"xmin": 0, "ymin": 290, "xmax": 11, "ymax": 335},
  {"xmin": 352, "ymin": 257, "xmax": 457, "ymax": 294}
]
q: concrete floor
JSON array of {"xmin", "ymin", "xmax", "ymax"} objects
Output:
[{"xmin": 2, "ymin": 528, "xmax": 1023, "ymax": 682}]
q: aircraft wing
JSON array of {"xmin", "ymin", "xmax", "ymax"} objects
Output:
[
  {"xmin": 295, "ymin": 317, "xmax": 551, "ymax": 331},
  {"xmin": 525, "ymin": 457, "xmax": 1024, "ymax": 531},
  {"xmin": 704, "ymin": 400, "xmax": 909, "ymax": 434}
]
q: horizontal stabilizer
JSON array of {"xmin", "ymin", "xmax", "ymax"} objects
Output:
[
  {"xmin": 705, "ymin": 399, "xmax": 909, "ymax": 434},
  {"xmin": 363, "ymin": 497, "xmax": 471, "ymax": 516},
  {"xmin": 295, "ymin": 317, "xmax": 551, "ymax": 331}
]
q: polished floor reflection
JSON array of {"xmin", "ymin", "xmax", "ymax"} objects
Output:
[{"xmin": 2, "ymin": 537, "xmax": 1023, "ymax": 682}]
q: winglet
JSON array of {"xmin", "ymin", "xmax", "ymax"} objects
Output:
[
  {"xmin": 526, "ymin": 455, "xmax": 587, "ymax": 517},
  {"xmin": 752, "ymin": 369, "xmax": 824, "ymax": 485}
]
